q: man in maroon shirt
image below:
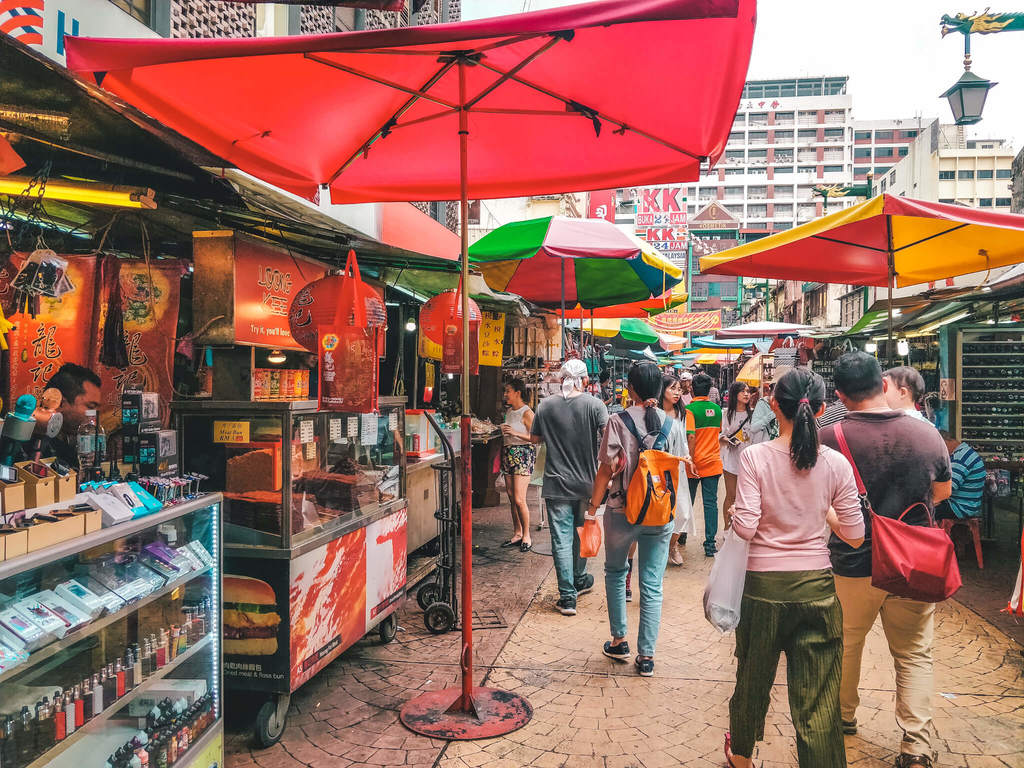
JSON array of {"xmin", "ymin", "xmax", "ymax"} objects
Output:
[{"xmin": 819, "ymin": 353, "xmax": 951, "ymax": 768}]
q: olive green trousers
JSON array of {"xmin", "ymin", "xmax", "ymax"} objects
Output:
[{"xmin": 728, "ymin": 569, "xmax": 846, "ymax": 768}]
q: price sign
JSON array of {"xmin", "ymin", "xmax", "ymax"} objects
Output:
[
  {"xmin": 348, "ymin": 417, "xmax": 359, "ymax": 437},
  {"xmin": 478, "ymin": 311, "xmax": 505, "ymax": 367},
  {"xmin": 329, "ymin": 418, "xmax": 343, "ymax": 443},
  {"xmin": 388, "ymin": 410, "xmax": 398, "ymax": 430},
  {"xmin": 360, "ymin": 412, "xmax": 378, "ymax": 445},
  {"xmin": 213, "ymin": 421, "xmax": 250, "ymax": 444},
  {"xmin": 304, "ymin": 442, "xmax": 317, "ymax": 460},
  {"xmin": 298, "ymin": 420, "xmax": 314, "ymax": 444}
]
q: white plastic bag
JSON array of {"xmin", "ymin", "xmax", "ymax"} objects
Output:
[{"xmin": 703, "ymin": 528, "xmax": 750, "ymax": 634}]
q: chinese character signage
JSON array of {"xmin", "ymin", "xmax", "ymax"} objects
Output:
[
  {"xmin": 634, "ymin": 186, "xmax": 688, "ymax": 254},
  {"xmin": 586, "ymin": 190, "xmax": 616, "ymax": 223},
  {"xmin": 478, "ymin": 311, "xmax": 505, "ymax": 367}
]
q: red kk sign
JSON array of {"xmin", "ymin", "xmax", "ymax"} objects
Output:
[{"xmin": 634, "ymin": 187, "xmax": 688, "ymax": 254}]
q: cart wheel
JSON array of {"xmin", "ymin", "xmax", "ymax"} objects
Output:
[
  {"xmin": 424, "ymin": 602, "xmax": 456, "ymax": 634},
  {"xmin": 378, "ymin": 613, "xmax": 398, "ymax": 644},
  {"xmin": 255, "ymin": 695, "xmax": 288, "ymax": 748},
  {"xmin": 416, "ymin": 583, "xmax": 440, "ymax": 610}
]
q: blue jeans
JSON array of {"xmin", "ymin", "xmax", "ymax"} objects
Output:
[
  {"xmin": 603, "ymin": 511, "xmax": 673, "ymax": 657},
  {"xmin": 689, "ymin": 475, "xmax": 721, "ymax": 554},
  {"xmin": 545, "ymin": 499, "xmax": 589, "ymax": 600}
]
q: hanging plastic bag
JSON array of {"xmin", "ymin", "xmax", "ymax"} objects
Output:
[
  {"xmin": 577, "ymin": 508, "xmax": 603, "ymax": 558},
  {"xmin": 702, "ymin": 528, "xmax": 750, "ymax": 633}
]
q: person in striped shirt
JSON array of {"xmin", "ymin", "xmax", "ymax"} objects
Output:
[{"xmin": 936, "ymin": 431, "xmax": 986, "ymax": 519}]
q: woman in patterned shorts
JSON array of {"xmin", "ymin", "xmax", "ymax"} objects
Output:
[{"xmin": 500, "ymin": 378, "xmax": 537, "ymax": 552}]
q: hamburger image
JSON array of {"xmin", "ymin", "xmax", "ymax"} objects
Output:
[{"xmin": 223, "ymin": 575, "xmax": 281, "ymax": 656}]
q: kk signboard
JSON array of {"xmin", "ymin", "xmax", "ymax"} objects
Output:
[{"xmin": 634, "ymin": 187, "xmax": 688, "ymax": 254}]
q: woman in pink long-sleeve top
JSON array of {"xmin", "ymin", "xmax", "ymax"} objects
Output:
[{"xmin": 724, "ymin": 367, "xmax": 864, "ymax": 768}]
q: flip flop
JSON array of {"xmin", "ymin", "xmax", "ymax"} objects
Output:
[
  {"xmin": 500, "ymin": 538, "xmax": 523, "ymax": 548},
  {"xmin": 724, "ymin": 733, "xmax": 759, "ymax": 768},
  {"xmin": 519, "ymin": 541, "xmax": 532, "ymax": 553}
]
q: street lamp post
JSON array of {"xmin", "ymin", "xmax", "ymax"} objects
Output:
[{"xmin": 939, "ymin": 10, "xmax": 1022, "ymax": 124}]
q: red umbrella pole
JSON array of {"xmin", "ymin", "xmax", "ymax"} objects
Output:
[{"xmin": 401, "ymin": 58, "xmax": 531, "ymax": 740}]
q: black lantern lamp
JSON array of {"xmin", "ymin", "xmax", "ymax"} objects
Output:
[{"xmin": 941, "ymin": 68, "xmax": 997, "ymax": 125}]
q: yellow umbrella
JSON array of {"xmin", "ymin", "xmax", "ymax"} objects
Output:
[{"xmin": 736, "ymin": 354, "xmax": 763, "ymax": 386}]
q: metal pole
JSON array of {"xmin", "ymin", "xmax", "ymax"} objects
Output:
[
  {"xmin": 560, "ymin": 258, "xmax": 566, "ymax": 350},
  {"xmin": 457, "ymin": 59, "xmax": 474, "ymax": 712},
  {"xmin": 685, "ymin": 236, "xmax": 693, "ymax": 347},
  {"xmin": 886, "ymin": 214, "xmax": 895, "ymax": 368}
]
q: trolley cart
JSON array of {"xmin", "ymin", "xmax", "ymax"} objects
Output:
[
  {"xmin": 173, "ymin": 398, "xmax": 408, "ymax": 747},
  {"xmin": 414, "ymin": 411, "xmax": 459, "ymax": 634}
]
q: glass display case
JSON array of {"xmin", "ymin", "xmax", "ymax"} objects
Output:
[
  {"xmin": 173, "ymin": 399, "xmax": 406, "ymax": 550},
  {"xmin": 955, "ymin": 328, "xmax": 1024, "ymax": 460},
  {"xmin": 0, "ymin": 495, "xmax": 223, "ymax": 768}
]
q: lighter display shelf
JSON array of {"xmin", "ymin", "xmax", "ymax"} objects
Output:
[
  {"xmin": 24, "ymin": 634, "xmax": 213, "ymax": 768},
  {"xmin": 0, "ymin": 564, "xmax": 212, "ymax": 686}
]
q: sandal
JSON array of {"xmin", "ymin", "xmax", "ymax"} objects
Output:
[
  {"xmin": 500, "ymin": 538, "xmax": 523, "ymax": 548},
  {"xmin": 724, "ymin": 733, "xmax": 759, "ymax": 768},
  {"xmin": 519, "ymin": 541, "xmax": 532, "ymax": 553}
]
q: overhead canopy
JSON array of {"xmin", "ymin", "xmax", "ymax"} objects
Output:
[
  {"xmin": 573, "ymin": 287, "xmax": 688, "ymax": 319},
  {"xmin": 691, "ymin": 335, "xmax": 759, "ymax": 349},
  {"xmin": 716, "ymin": 321, "xmax": 814, "ymax": 338},
  {"xmin": 700, "ymin": 194, "xmax": 1024, "ymax": 288},
  {"xmin": 65, "ymin": 0, "xmax": 755, "ymax": 204},
  {"xmin": 469, "ymin": 216, "xmax": 683, "ymax": 309}
]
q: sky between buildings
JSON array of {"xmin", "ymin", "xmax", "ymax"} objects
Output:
[{"xmin": 462, "ymin": 0, "xmax": 1021, "ymax": 152}]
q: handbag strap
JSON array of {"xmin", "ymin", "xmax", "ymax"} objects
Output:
[
  {"xmin": 833, "ymin": 423, "xmax": 867, "ymax": 496},
  {"xmin": 727, "ymin": 411, "xmax": 752, "ymax": 440}
]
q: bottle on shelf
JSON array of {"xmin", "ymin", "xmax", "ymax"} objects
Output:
[
  {"xmin": 93, "ymin": 672, "xmax": 104, "ymax": 716},
  {"xmin": 76, "ymin": 409, "xmax": 107, "ymax": 482},
  {"xmin": 115, "ymin": 658, "xmax": 126, "ymax": 698},
  {"xmin": 133, "ymin": 644, "xmax": 143, "ymax": 687},
  {"xmin": 64, "ymin": 690, "xmax": 76, "ymax": 736},
  {"xmin": 53, "ymin": 692, "xmax": 66, "ymax": 742},
  {"xmin": 74, "ymin": 685, "xmax": 84, "ymax": 729}
]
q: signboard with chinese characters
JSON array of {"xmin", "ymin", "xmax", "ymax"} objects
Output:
[
  {"xmin": 478, "ymin": 311, "xmax": 505, "ymax": 367},
  {"xmin": 586, "ymin": 190, "xmax": 616, "ymax": 223},
  {"xmin": 634, "ymin": 186, "xmax": 688, "ymax": 254}
]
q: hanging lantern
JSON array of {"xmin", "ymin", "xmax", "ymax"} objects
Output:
[
  {"xmin": 288, "ymin": 250, "xmax": 386, "ymax": 353},
  {"xmin": 291, "ymin": 250, "xmax": 384, "ymax": 413},
  {"xmin": 420, "ymin": 287, "xmax": 481, "ymax": 376}
]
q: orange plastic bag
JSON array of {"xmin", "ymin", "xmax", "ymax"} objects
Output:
[{"xmin": 577, "ymin": 516, "xmax": 603, "ymax": 558}]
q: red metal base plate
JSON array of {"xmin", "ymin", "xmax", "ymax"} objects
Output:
[{"xmin": 400, "ymin": 686, "xmax": 532, "ymax": 740}]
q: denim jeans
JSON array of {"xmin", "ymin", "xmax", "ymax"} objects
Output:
[
  {"xmin": 545, "ymin": 499, "xmax": 589, "ymax": 600},
  {"xmin": 689, "ymin": 475, "xmax": 721, "ymax": 554},
  {"xmin": 603, "ymin": 511, "xmax": 673, "ymax": 657}
]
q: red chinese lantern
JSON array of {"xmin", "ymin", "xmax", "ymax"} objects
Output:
[
  {"xmin": 420, "ymin": 286, "xmax": 481, "ymax": 376},
  {"xmin": 288, "ymin": 249, "xmax": 386, "ymax": 353}
]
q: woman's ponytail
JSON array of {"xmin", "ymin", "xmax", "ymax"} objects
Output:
[
  {"xmin": 773, "ymin": 368, "xmax": 826, "ymax": 471},
  {"xmin": 628, "ymin": 362, "xmax": 665, "ymax": 434}
]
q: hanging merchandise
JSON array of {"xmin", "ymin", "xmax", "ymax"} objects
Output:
[
  {"xmin": 295, "ymin": 250, "xmax": 385, "ymax": 413},
  {"xmin": 287, "ymin": 249, "xmax": 386, "ymax": 353},
  {"xmin": 419, "ymin": 285, "xmax": 481, "ymax": 376}
]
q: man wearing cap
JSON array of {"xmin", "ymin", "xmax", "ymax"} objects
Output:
[
  {"xmin": 679, "ymin": 371, "xmax": 694, "ymax": 406},
  {"xmin": 531, "ymin": 359, "xmax": 609, "ymax": 615}
]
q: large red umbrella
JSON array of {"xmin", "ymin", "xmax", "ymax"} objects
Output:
[{"xmin": 67, "ymin": 0, "xmax": 754, "ymax": 737}]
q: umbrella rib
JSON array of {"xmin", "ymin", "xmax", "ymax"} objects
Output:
[
  {"xmin": 892, "ymin": 223, "xmax": 970, "ymax": 252},
  {"xmin": 809, "ymin": 234, "xmax": 889, "ymax": 252},
  {"xmin": 304, "ymin": 53, "xmax": 459, "ymax": 109},
  {"xmin": 464, "ymin": 34, "xmax": 564, "ymax": 110},
  {"xmin": 474, "ymin": 59, "xmax": 705, "ymax": 162},
  {"xmin": 326, "ymin": 57, "xmax": 459, "ymax": 185}
]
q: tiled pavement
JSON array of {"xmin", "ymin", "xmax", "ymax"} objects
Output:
[{"xmin": 227, "ymin": 484, "xmax": 1024, "ymax": 768}]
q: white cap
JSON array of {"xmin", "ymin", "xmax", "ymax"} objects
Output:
[{"xmin": 679, "ymin": 371, "xmax": 693, "ymax": 381}]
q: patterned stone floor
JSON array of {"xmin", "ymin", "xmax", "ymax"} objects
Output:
[{"xmin": 227, "ymin": 485, "xmax": 1024, "ymax": 768}]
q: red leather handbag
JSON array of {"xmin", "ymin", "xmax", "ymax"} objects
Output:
[{"xmin": 835, "ymin": 424, "xmax": 961, "ymax": 602}]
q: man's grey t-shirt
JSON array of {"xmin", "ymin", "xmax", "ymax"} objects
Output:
[{"xmin": 532, "ymin": 393, "xmax": 609, "ymax": 501}]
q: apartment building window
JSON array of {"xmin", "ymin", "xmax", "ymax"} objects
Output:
[
  {"xmin": 875, "ymin": 166, "xmax": 892, "ymax": 175},
  {"xmin": 748, "ymin": 204, "xmax": 768, "ymax": 218},
  {"xmin": 875, "ymin": 147, "xmax": 894, "ymax": 158},
  {"xmin": 726, "ymin": 150, "xmax": 745, "ymax": 163},
  {"xmin": 880, "ymin": 178, "xmax": 887, "ymax": 192},
  {"xmin": 797, "ymin": 185, "xmax": 816, "ymax": 199},
  {"xmin": 774, "ymin": 111, "xmax": 795, "ymax": 125},
  {"xmin": 939, "ymin": 170, "xmax": 955, "ymax": 180},
  {"xmin": 797, "ymin": 129, "xmax": 816, "ymax": 140},
  {"xmin": 773, "ymin": 130, "xmax": 794, "ymax": 141},
  {"xmin": 698, "ymin": 189, "xmax": 716, "ymax": 201},
  {"xmin": 728, "ymin": 131, "xmax": 743, "ymax": 143},
  {"xmin": 724, "ymin": 168, "xmax": 745, "ymax": 176},
  {"xmin": 724, "ymin": 204, "xmax": 743, "ymax": 217},
  {"xmin": 775, "ymin": 166, "xmax": 794, "ymax": 174},
  {"xmin": 899, "ymin": 130, "xmax": 918, "ymax": 139},
  {"xmin": 996, "ymin": 197, "xmax": 1011, "ymax": 207},
  {"xmin": 774, "ymin": 150, "xmax": 794, "ymax": 163},
  {"xmin": 977, "ymin": 169, "xmax": 994, "ymax": 179},
  {"xmin": 854, "ymin": 168, "xmax": 870, "ymax": 179},
  {"xmin": 996, "ymin": 169, "xmax": 1012, "ymax": 179},
  {"xmin": 824, "ymin": 127, "xmax": 844, "ymax": 139},
  {"xmin": 978, "ymin": 198, "xmax": 993, "ymax": 207},
  {"xmin": 898, "ymin": 147, "xmax": 909, "ymax": 157},
  {"xmin": 854, "ymin": 130, "xmax": 872, "ymax": 141},
  {"xmin": 823, "ymin": 147, "xmax": 843, "ymax": 161},
  {"xmin": 748, "ymin": 185, "xmax": 768, "ymax": 199},
  {"xmin": 749, "ymin": 112, "xmax": 768, "ymax": 126},
  {"xmin": 797, "ymin": 203, "xmax": 816, "ymax": 219},
  {"xmin": 719, "ymin": 282, "xmax": 739, "ymax": 300},
  {"xmin": 775, "ymin": 221, "xmax": 793, "ymax": 231},
  {"xmin": 774, "ymin": 204, "xmax": 794, "ymax": 216},
  {"xmin": 692, "ymin": 283, "xmax": 709, "ymax": 300},
  {"xmin": 824, "ymin": 165, "xmax": 843, "ymax": 173},
  {"xmin": 824, "ymin": 109, "xmax": 845, "ymax": 124},
  {"xmin": 797, "ymin": 110, "xmax": 817, "ymax": 125},
  {"xmin": 108, "ymin": 0, "xmax": 151, "ymax": 23},
  {"xmin": 798, "ymin": 166, "xmax": 816, "ymax": 174},
  {"xmin": 875, "ymin": 129, "xmax": 894, "ymax": 140},
  {"xmin": 958, "ymin": 170, "xmax": 974, "ymax": 180},
  {"xmin": 748, "ymin": 149, "xmax": 768, "ymax": 162},
  {"xmin": 748, "ymin": 167, "xmax": 767, "ymax": 176},
  {"xmin": 939, "ymin": 198, "xmax": 955, "ymax": 203},
  {"xmin": 749, "ymin": 131, "xmax": 768, "ymax": 144},
  {"xmin": 854, "ymin": 148, "xmax": 871, "ymax": 159},
  {"xmin": 724, "ymin": 186, "xmax": 744, "ymax": 199}
]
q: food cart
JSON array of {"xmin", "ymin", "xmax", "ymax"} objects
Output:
[{"xmin": 172, "ymin": 398, "xmax": 408, "ymax": 747}]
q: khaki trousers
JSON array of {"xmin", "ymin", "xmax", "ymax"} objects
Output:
[{"xmin": 833, "ymin": 575, "xmax": 935, "ymax": 756}]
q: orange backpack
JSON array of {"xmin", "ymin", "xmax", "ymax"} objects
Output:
[{"xmin": 619, "ymin": 412, "xmax": 681, "ymax": 527}]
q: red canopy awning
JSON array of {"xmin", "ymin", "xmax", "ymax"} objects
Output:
[{"xmin": 66, "ymin": 0, "xmax": 755, "ymax": 204}]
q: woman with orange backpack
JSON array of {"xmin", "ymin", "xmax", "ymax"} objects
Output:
[{"xmin": 585, "ymin": 362, "xmax": 694, "ymax": 677}]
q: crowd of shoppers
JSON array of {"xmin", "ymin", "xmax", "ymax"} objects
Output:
[{"xmin": 511, "ymin": 350, "xmax": 975, "ymax": 768}]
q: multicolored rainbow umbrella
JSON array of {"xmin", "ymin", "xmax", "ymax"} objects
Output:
[{"xmin": 469, "ymin": 216, "xmax": 683, "ymax": 310}]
